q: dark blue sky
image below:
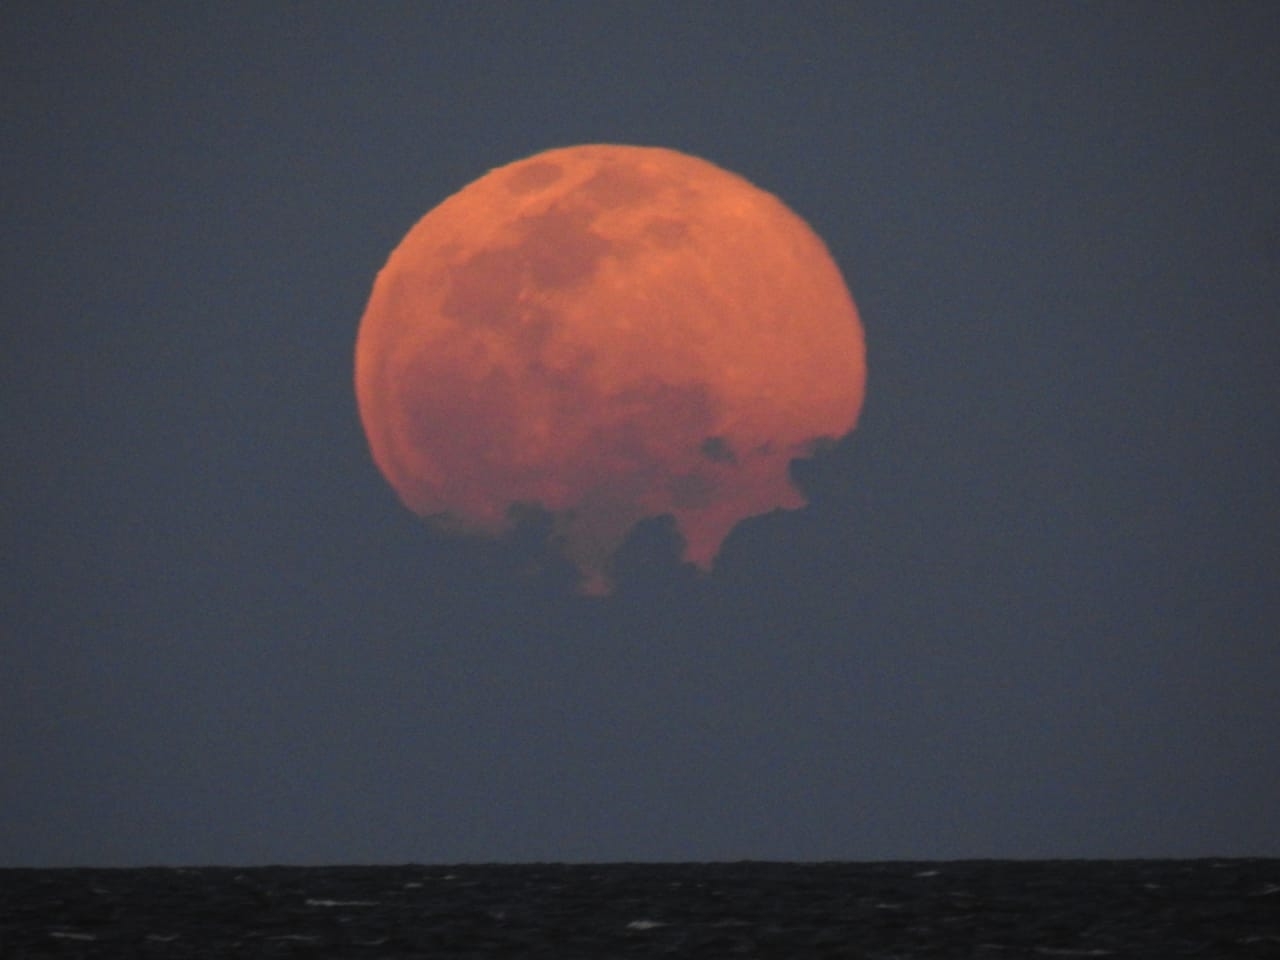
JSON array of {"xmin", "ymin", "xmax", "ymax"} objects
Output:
[{"xmin": 4, "ymin": 4, "xmax": 1278, "ymax": 866}]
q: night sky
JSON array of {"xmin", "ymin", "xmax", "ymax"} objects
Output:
[{"xmin": 5, "ymin": 4, "xmax": 1278, "ymax": 866}]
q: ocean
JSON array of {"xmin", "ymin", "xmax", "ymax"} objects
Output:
[{"xmin": 2, "ymin": 859, "xmax": 1277, "ymax": 957}]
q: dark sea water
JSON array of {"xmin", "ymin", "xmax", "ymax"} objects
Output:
[{"xmin": 2, "ymin": 860, "xmax": 1277, "ymax": 958}]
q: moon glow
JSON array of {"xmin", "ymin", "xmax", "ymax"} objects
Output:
[{"xmin": 355, "ymin": 144, "xmax": 865, "ymax": 591}]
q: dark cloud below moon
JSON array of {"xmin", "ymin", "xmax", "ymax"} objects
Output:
[{"xmin": 701, "ymin": 436, "xmax": 738, "ymax": 464}]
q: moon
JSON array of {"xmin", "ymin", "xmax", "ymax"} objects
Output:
[{"xmin": 355, "ymin": 144, "xmax": 865, "ymax": 592}]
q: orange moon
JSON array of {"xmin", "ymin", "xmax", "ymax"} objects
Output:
[{"xmin": 355, "ymin": 144, "xmax": 865, "ymax": 592}]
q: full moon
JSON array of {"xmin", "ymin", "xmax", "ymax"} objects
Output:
[{"xmin": 355, "ymin": 144, "xmax": 865, "ymax": 592}]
